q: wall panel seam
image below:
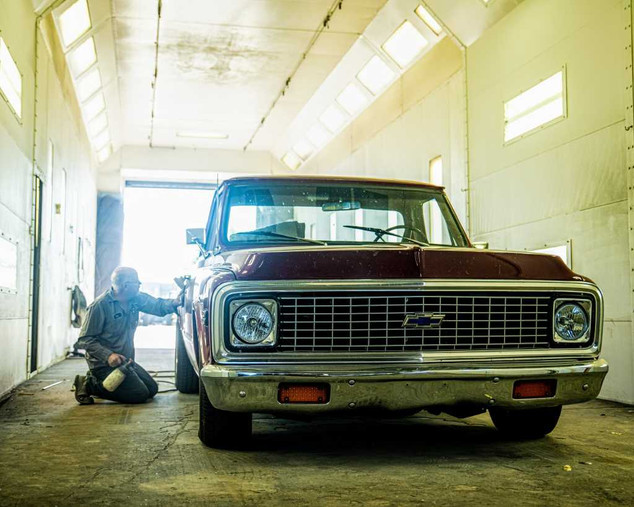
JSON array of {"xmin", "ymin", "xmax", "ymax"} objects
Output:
[
  {"xmin": 474, "ymin": 198, "xmax": 628, "ymax": 237},
  {"xmin": 470, "ymin": 119, "xmax": 625, "ymax": 183}
]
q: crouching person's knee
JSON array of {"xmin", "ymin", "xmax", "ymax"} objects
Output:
[{"xmin": 146, "ymin": 378, "xmax": 159, "ymax": 399}]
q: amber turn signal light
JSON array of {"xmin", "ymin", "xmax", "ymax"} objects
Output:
[
  {"xmin": 513, "ymin": 379, "xmax": 557, "ymax": 399},
  {"xmin": 278, "ymin": 383, "xmax": 330, "ymax": 404}
]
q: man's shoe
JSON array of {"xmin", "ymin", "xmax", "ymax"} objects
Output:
[{"xmin": 73, "ymin": 375, "xmax": 94, "ymax": 405}]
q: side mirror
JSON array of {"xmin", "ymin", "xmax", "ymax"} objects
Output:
[
  {"xmin": 473, "ymin": 241, "xmax": 489, "ymax": 250},
  {"xmin": 186, "ymin": 228, "xmax": 205, "ymax": 245}
]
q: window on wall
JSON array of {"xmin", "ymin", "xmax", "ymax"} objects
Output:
[
  {"xmin": 0, "ymin": 37, "xmax": 22, "ymax": 119},
  {"xmin": 428, "ymin": 156, "xmax": 443, "ymax": 244},
  {"xmin": 504, "ymin": 69, "xmax": 566, "ymax": 143}
]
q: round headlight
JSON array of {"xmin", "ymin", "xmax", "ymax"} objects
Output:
[
  {"xmin": 232, "ymin": 303, "xmax": 274, "ymax": 344},
  {"xmin": 554, "ymin": 303, "xmax": 589, "ymax": 341}
]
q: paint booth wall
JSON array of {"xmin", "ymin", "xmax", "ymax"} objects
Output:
[
  {"xmin": 467, "ymin": 0, "xmax": 632, "ymax": 403},
  {"xmin": 289, "ymin": 37, "xmax": 468, "ymax": 224},
  {"xmin": 0, "ymin": 0, "xmax": 97, "ymax": 398}
]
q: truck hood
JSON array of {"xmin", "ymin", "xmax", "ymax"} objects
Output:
[{"xmin": 217, "ymin": 245, "xmax": 586, "ymax": 282}]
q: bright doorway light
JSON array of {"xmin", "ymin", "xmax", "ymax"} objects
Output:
[
  {"xmin": 415, "ymin": 5, "xmax": 442, "ymax": 36},
  {"xmin": 0, "ymin": 38, "xmax": 22, "ymax": 118},
  {"xmin": 68, "ymin": 37, "xmax": 96, "ymax": 76},
  {"xmin": 504, "ymin": 70, "xmax": 565, "ymax": 143},
  {"xmin": 357, "ymin": 55, "xmax": 395, "ymax": 95},
  {"xmin": 336, "ymin": 82, "xmax": 369, "ymax": 115},
  {"xmin": 382, "ymin": 21, "xmax": 428, "ymax": 68},
  {"xmin": 319, "ymin": 103, "xmax": 348, "ymax": 133},
  {"xmin": 58, "ymin": 0, "xmax": 91, "ymax": 48}
]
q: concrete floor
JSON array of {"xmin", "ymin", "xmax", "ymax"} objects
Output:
[{"xmin": 0, "ymin": 348, "xmax": 632, "ymax": 507}]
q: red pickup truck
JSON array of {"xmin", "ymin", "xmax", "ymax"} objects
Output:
[{"xmin": 175, "ymin": 176, "xmax": 608, "ymax": 449}]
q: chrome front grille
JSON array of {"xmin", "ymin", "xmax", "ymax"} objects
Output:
[{"xmin": 276, "ymin": 292, "xmax": 552, "ymax": 352}]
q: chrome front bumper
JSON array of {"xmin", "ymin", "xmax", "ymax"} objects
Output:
[{"xmin": 200, "ymin": 359, "xmax": 608, "ymax": 413}]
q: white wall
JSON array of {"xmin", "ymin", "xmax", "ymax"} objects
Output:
[
  {"xmin": 467, "ymin": 0, "xmax": 632, "ymax": 403},
  {"xmin": 0, "ymin": 0, "xmax": 97, "ymax": 397}
]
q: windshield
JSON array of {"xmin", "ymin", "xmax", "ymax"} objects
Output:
[{"xmin": 223, "ymin": 182, "xmax": 468, "ymax": 247}]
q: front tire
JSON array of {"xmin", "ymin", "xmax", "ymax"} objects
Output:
[
  {"xmin": 489, "ymin": 405, "xmax": 562, "ymax": 439},
  {"xmin": 175, "ymin": 325, "xmax": 199, "ymax": 394},
  {"xmin": 199, "ymin": 377, "xmax": 252, "ymax": 449}
]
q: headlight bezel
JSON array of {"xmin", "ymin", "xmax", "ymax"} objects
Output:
[
  {"xmin": 552, "ymin": 298, "xmax": 592, "ymax": 344},
  {"xmin": 229, "ymin": 298, "xmax": 278, "ymax": 348}
]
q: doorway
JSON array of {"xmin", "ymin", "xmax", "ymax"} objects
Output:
[{"xmin": 121, "ymin": 180, "xmax": 215, "ymax": 349}]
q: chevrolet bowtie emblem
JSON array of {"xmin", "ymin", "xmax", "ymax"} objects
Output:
[{"xmin": 402, "ymin": 313, "xmax": 445, "ymax": 328}]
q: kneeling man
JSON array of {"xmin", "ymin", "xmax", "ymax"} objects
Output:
[{"xmin": 73, "ymin": 267, "xmax": 181, "ymax": 405}]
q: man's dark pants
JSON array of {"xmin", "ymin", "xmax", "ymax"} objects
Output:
[{"xmin": 86, "ymin": 363, "xmax": 158, "ymax": 403}]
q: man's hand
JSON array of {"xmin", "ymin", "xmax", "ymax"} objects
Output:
[
  {"xmin": 107, "ymin": 353, "xmax": 127, "ymax": 367},
  {"xmin": 171, "ymin": 298, "xmax": 182, "ymax": 312}
]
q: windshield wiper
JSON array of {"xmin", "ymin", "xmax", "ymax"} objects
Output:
[
  {"xmin": 343, "ymin": 225, "xmax": 429, "ymax": 247},
  {"xmin": 232, "ymin": 230, "xmax": 327, "ymax": 245}
]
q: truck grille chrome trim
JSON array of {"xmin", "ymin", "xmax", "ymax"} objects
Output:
[
  {"xmin": 210, "ymin": 280, "xmax": 603, "ymax": 363},
  {"xmin": 276, "ymin": 293, "xmax": 552, "ymax": 352}
]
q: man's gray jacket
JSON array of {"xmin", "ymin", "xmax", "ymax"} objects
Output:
[{"xmin": 78, "ymin": 289, "xmax": 176, "ymax": 369}]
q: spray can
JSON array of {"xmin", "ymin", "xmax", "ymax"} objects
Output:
[{"xmin": 102, "ymin": 359, "xmax": 133, "ymax": 392}]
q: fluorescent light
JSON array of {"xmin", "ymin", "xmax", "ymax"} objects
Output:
[
  {"xmin": 306, "ymin": 123, "xmax": 330, "ymax": 149},
  {"xmin": 176, "ymin": 130, "xmax": 229, "ymax": 139},
  {"xmin": 88, "ymin": 112, "xmax": 108, "ymax": 137},
  {"xmin": 92, "ymin": 129, "xmax": 110, "ymax": 149},
  {"xmin": 97, "ymin": 145, "xmax": 111, "ymax": 163},
  {"xmin": 293, "ymin": 139, "xmax": 315, "ymax": 160},
  {"xmin": 357, "ymin": 55, "xmax": 396, "ymax": 95},
  {"xmin": 77, "ymin": 67, "xmax": 101, "ymax": 102},
  {"xmin": 83, "ymin": 93, "xmax": 105, "ymax": 120},
  {"xmin": 58, "ymin": 0, "xmax": 91, "ymax": 48},
  {"xmin": 415, "ymin": 5, "xmax": 443, "ymax": 36},
  {"xmin": 504, "ymin": 70, "xmax": 565, "ymax": 142},
  {"xmin": 282, "ymin": 152, "xmax": 301, "ymax": 170},
  {"xmin": 319, "ymin": 103, "xmax": 348, "ymax": 133},
  {"xmin": 336, "ymin": 82, "xmax": 369, "ymax": 116},
  {"xmin": 68, "ymin": 37, "xmax": 96, "ymax": 76},
  {"xmin": 382, "ymin": 21, "xmax": 428, "ymax": 68},
  {"xmin": 0, "ymin": 38, "xmax": 22, "ymax": 118}
]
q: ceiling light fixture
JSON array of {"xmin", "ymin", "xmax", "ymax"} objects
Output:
[
  {"xmin": 306, "ymin": 123, "xmax": 330, "ymax": 149},
  {"xmin": 319, "ymin": 104, "xmax": 348, "ymax": 133},
  {"xmin": 336, "ymin": 82, "xmax": 369, "ymax": 116},
  {"xmin": 58, "ymin": 0, "xmax": 91, "ymax": 48},
  {"xmin": 293, "ymin": 139, "xmax": 315, "ymax": 160},
  {"xmin": 382, "ymin": 20, "xmax": 428, "ymax": 68},
  {"xmin": 415, "ymin": 5, "xmax": 443, "ymax": 36},
  {"xmin": 77, "ymin": 67, "xmax": 101, "ymax": 102},
  {"xmin": 356, "ymin": 55, "xmax": 396, "ymax": 95},
  {"xmin": 282, "ymin": 152, "xmax": 301, "ymax": 170},
  {"xmin": 176, "ymin": 130, "xmax": 229, "ymax": 139},
  {"xmin": 68, "ymin": 37, "xmax": 96, "ymax": 76}
]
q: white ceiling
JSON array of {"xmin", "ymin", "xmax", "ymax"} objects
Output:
[{"xmin": 48, "ymin": 0, "xmax": 523, "ymax": 162}]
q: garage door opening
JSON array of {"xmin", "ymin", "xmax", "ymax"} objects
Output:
[{"xmin": 122, "ymin": 181, "xmax": 215, "ymax": 349}]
